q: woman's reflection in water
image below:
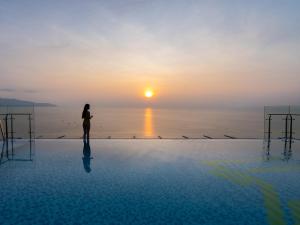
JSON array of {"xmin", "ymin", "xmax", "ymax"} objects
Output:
[{"xmin": 82, "ymin": 140, "xmax": 92, "ymax": 173}]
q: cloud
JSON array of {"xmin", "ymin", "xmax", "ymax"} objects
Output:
[
  {"xmin": 0, "ymin": 88, "xmax": 38, "ymax": 94},
  {"xmin": 0, "ymin": 88, "xmax": 15, "ymax": 92},
  {"xmin": 0, "ymin": 1, "xmax": 299, "ymax": 106},
  {"xmin": 23, "ymin": 89, "xmax": 38, "ymax": 93}
]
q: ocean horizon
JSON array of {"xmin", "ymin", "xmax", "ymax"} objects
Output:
[{"xmin": 34, "ymin": 106, "xmax": 264, "ymax": 139}]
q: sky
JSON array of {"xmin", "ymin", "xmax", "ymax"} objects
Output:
[{"xmin": 0, "ymin": 0, "xmax": 300, "ymax": 107}]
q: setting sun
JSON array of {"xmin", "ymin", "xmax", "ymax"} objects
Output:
[{"xmin": 145, "ymin": 90, "xmax": 154, "ymax": 98}]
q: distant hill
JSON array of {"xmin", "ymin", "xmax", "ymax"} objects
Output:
[{"xmin": 0, "ymin": 98, "xmax": 56, "ymax": 107}]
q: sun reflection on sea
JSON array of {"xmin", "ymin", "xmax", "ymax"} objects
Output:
[{"xmin": 144, "ymin": 108, "xmax": 154, "ymax": 137}]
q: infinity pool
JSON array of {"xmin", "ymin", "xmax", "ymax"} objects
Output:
[{"xmin": 0, "ymin": 139, "xmax": 299, "ymax": 225}]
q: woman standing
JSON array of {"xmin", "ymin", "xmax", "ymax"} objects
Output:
[{"xmin": 82, "ymin": 104, "xmax": 93, "ymax": 140}]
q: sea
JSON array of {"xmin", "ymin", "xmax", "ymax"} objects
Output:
[
  {"xmin": 1, "ymin": 105, "xmax": 300, "ymax": 139},
  {"xmin": 32, "ymin": 106, "xmax": 265, "ymax": 139}
]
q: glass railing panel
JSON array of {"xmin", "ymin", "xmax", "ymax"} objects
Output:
[{"xmin": 1, "ymin": 105, "xmax": 299, "ymax": 139}]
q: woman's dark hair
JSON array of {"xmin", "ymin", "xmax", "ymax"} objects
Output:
[{"xmin": 82, "ymin": 104, "xmax": 90, "ymax": 119}]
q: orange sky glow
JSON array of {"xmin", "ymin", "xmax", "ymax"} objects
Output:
[{"xmin": 0, "ymin": 1, "xmax": 299, "ymax": 107}]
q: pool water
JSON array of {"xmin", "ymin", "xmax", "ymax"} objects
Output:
[{"xmin": 0, "ymin": 139, "xmax": 299, "ymax": 225}]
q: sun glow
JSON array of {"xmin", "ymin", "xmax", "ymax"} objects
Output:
[{"xmin": 144, "ymin": 90, "xmax": 154, "ymax": 98}]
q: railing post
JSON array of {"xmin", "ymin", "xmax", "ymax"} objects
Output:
[
  {"xmin": 268, "ymin": 115, "xmax": 272, "ymax": 141},
  {"xmin": 0, "ymin": 141, "xmax": 4, "ymax": 164},
  {"xmin": 5, "ymin": 115, "xmax": 8, "ymax": 153},
  {"xmin": 5, "ymin": 115, "xmax": 8, "ymax": 141},
  {"xmin": 29, "ymin": 114, "xmax": 32, "ymax": 159},
  {"xmin": 283, "ymin": 114, "xmax": 289, "ymax": 149},
  {"xmin": 0, "ymin": 120, "xmax": 4, "ymax": 140},
  {"xmin": 10, "ymin": 114, "xmax": 14, "ymax": 140},
  {"xmin": 285, "ymin": 115, "xmax": 289, "ymax": 140},
  {"xmin": 289, "ymin": 114, "xmax": 293, "ymax": 147},
  {"xmin": 266, "ymin": 114, "xmax": 272, "ymax": 149},
  {"xmin": 10, "ymin": 114, "xmax": 14, "ymax": 157},
  {"xmin": 29, "ymin": 114, "xmax": 32, "ymax": 140}
]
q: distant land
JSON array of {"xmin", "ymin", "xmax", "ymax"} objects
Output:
[{"xmin": 0, "ymin": 98, "xmax": 56, "ymax": 107}]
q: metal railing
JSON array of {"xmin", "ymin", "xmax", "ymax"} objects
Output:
[
  {"xmin": 0, "ymin": 113, "xmax": 34, "ymax": 140},
  {"xmin": 265, "ymin": 113, "xmax": 300, "ymax": 141},
  {"xmin": 0, "ymin": 113, "xmax": 34, "ymax": 166},
  {"xmin": 0, "ymin": 120, "xmax": 4, "ymax": 140},
  {"xmin": 264, "ymin": 113, "xmax": 300, "ymax": 158}
]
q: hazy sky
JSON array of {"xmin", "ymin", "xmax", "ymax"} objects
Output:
[{"xmin": 0, "ymin": 0, "xmax": 299, "ymax": 107}]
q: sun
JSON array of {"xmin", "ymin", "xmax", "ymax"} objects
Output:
[{"xmin": 144, "ymin": 90, "xmax": 154, "ymax": 98}]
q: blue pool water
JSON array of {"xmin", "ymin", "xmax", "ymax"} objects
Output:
[{"xmin": 0, "ymin": 139, "xmax": 299, "ymax": 225}]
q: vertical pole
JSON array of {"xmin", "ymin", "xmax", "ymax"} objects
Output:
[
  {"xmin": 10, "ymin": 114, "xmax": 14, "ymax": 157},
  {"xmin": 10, "ymin": 114, "xmax": 14, "ymax": 140},
  {"xmin": 5, "ymin": 115, "xmax": 8, "ymax": 141},
  {"xmin": 267, "ymin": 114, "xmax": 271, "ymax": 149},
  {"xmin": 284, "ymin": 114, "xmax": 288, "ymax": 150},
  {"xmin": 264, "ymin": 106, "xmax": 266, "ymax": 139},
  {"xmin": 29, "ymin": 114, "xmax": 32, "ymax": 159},
  {"xmin": 5, "ymin": 115, "xmax": 8, "ymax": 156},
  {"xmin": 289, "ymin": 114, "xmax": 293, "ymax": 147},
  {"xmin": 285, "ymin": 115, "xmax": 288, "ymax": 140},
  {"xmin": 0, "ymin": 120, "xmax": 4, "ymax": 140},
  {"xmin": 0, "ymin": 141, "xmax": 4, "ymax": 164},
  {"xmin": 29, "ymin": 114, "xmax": 32, "ymax": 140}
]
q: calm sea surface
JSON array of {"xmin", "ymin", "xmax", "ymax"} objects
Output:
[{"xmin": 34, "ymin": 107, "xmax": 264, "ymax": 139}]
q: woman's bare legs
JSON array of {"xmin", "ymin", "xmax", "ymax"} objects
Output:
[{"xmin": 83, "ymin": 124, "xmax": 90, "ymax": 140}]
